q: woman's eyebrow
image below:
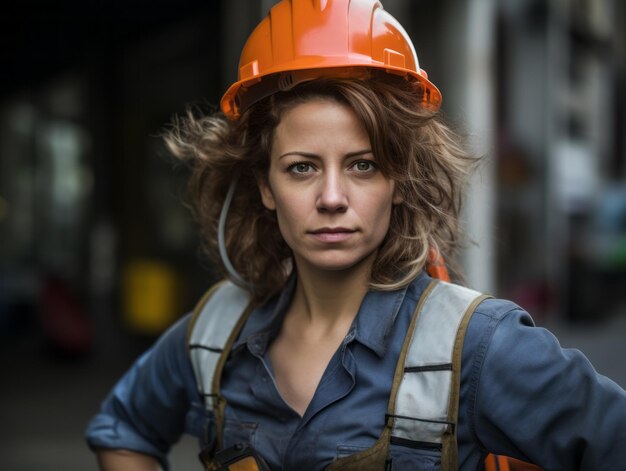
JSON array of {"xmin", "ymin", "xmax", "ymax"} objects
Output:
[
  {"xmin": 277, "ymin": 151, "xmax": 319, "ymax": 160},
  {"xmin": 277, "ymin": 149, "xmax": 373, "ymax": 160},
  {"xmin": 345, "ymin": 149, "xmax": 373, "ymax": 158}
]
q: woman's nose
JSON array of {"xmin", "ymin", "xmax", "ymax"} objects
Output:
[{"xmin": 316, "ymin": 172, "xmax": 348, "ymax": 213}]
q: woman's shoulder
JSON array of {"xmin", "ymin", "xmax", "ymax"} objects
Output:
[
  {"xmin": 459, "ymin": 291, "xmax": 540, "ymax": 388},
  {"xmin": 472, "ymin": 296, "xmax": 534, "ymax": 326},
  {"xmin": 405, "ymin": 274, "xmax": 533, "ymax": 329},
  {"xmin": 463, "ymin": 295, "xmax": 536, "ymax": 363}
]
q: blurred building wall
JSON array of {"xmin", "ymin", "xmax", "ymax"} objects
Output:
[{"xmin": 399, "ymin": 0, "xmax": 626, "ymax": 320}]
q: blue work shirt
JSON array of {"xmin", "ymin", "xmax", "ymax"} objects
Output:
[{"xmin": 85, "ymin": 272, "xmax": 626, "ymax": 469}]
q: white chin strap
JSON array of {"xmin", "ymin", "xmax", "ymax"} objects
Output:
[{"xmin": 218, "ymin": 179, "xmax": 255, "ymax": 290}]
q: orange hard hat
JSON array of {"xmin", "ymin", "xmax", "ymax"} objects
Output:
[{"xmin": 220, "ymin": 0, "xmax": 442, "ymax": 120}]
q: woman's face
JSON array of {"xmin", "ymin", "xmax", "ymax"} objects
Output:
[{"xmin": 258, "ymin": 98, "xmax": 401, "ymax": 274}]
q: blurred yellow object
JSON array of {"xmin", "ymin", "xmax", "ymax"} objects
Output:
[{"xmin": 122, "ymin": 259, "xmax": 180, "ymax": 334}]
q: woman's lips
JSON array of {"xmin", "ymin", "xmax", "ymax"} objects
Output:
[{"xmin": 308, "ymin": 227, "xmax": 356, "ymax": 243}]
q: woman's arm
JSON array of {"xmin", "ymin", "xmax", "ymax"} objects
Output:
[
  {"xmin": 470, "ymin": 302, "xmax": 626, "ymax": 469},
  {"xmin": 85, "ymin": 314, "xmax": 200, "ymax": 469},
  {"xmin": 96, "ymin": 449, "xmax": 162, "ymax": 471}
]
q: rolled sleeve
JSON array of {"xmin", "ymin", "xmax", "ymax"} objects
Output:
[
  {"xmin": 85, "ymin": 413, "xmax": 166, "ymax": 462},
  {"xmin": 470, "ymin": 301, "xmax": 626, "ymax": 469},
  {"xmin": 85, "ymin": 314, "xmax": 197, "ymax": 470}
]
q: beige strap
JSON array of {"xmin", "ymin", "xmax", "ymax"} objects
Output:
[
  {"xmin": 386, "ymin": 281, "xmax": 437, "ymax": 424},
  {"xmin": 388, "ymin": 281, "xmax": 489, "ymax": 470},
  {"xmin": 441, "ymin": 293, "xmax": 491, "ymax": 470},
  {"xmin": 187, "ymin": 281, "xmax": 253, "ymax": 451}
]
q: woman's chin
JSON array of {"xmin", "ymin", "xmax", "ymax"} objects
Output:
[{"xmin": 294, "ymin": 250, "xmax": 378, "ymax": 275}]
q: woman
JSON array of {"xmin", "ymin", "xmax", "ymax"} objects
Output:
[{"xmin": 86, "ymin": 1, "xmax": 626, "ymax": 470}]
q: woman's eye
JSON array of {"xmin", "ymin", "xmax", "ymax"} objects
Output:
[
  {"xmin": 352, "ymin": 161, "xmax": 376, "ymax": 172},
  {"xmin": 288, "ymin": 162, "xmax": 314, "ymax": 174}
]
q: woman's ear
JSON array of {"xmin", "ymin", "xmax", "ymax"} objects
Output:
[
  {"xmin": 392, "ymin": 185, "xmax": 403, "ymax": 205},
  {"xmin": 257, "ymin": 177, "xmax": 276, "ymax": 210}
]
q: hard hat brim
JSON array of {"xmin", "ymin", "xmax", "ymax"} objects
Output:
[{"xmin": 220, "ymin": 63, "xmax": 442, "ymax": 120}]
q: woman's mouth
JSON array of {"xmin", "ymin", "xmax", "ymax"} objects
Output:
[{"xmin": 308, "ymin": 227, "xmax": 356, "ymax": 243}]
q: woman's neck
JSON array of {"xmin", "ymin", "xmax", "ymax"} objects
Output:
[{"xmin": 290, "ymin": 254, "xmax": 375, "ymax": 333}]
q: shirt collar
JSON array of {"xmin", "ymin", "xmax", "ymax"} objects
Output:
[
  {"xmin": 350, "ymin": 283, "xmax": 409, "ymax": 357},
  {"xmin": 232, "ymin": 273, "xmax": 297, "ymax": 354},
  {"xmin": 344, "ymin": 271, "xmax": 431, "ymax": 357},
  {"xmin": 232, "ymin": 271, "xmax": 430, "ymax": 358}
]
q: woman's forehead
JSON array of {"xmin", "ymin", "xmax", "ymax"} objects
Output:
[{"xmin": 272, "ymin": 100, "xmax": 368, "ymax": 147}]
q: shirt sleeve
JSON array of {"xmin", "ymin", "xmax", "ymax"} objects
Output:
[
  {"xmin": 469, "ymin": 300, "xmax": 626, "ymax": 469},
  {"xmin": 85, "ymin": 314, "xmax": 198, "ymax": 470}
]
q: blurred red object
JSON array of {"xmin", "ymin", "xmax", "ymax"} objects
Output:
[{"xmin": 40, "ymin": 276, "xmax": 93, "ymax": 356}]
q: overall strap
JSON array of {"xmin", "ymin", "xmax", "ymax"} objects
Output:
[
  {"xmin": 387, "ymin": 280, "xmax": 491, "ymax": 470},
  {"xmin": 187, "ymin": 280, "xmax": 253, "ymax": 451}
]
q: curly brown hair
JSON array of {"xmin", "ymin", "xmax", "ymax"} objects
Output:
[{"xmin": 165, "ymin": 74, "xmax": 476, "ymax": 302}]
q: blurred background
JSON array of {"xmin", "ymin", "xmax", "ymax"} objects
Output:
[{"xmin": 1, "ymin": 0, "xmax": 625, "ymax": 469}]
